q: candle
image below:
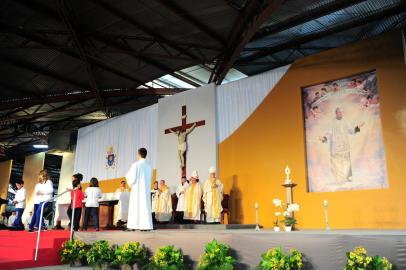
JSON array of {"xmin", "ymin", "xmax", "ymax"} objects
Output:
[
  {"xmin": 284, "ymin": 166, "xmax": 292, "ymax": 184},
  {"xmin": 255, "ymin": 202, "xmax": 259, "ymax": 209},
  {"xmin": 323, "ymin": 199, "xmax": 328, "ymax": 207}
]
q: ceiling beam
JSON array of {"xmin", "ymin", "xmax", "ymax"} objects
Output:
[
  {"xmin": 11, "ymin": 0, "xmax": 202, "ymax": 88},
  {"xmin": 91, "ymin": 32, "xmax": 202, "ymax": 87},
  {"xmin": 57, "ymin": 0, "xmax": 104, "ymax": 109},
  {"xmin": 0, "ymin": 51, "xmax": 89, "ymax": 89},
  {"xmin": 0, "ymin": 101, "xmax": 82, "ymax": 135},
  {"xmin": 0, "ymin": 88, "xmax": 185, "ymax": 110},
  {"xmin": 156, "ymin": 0, "xmax": 226, "ymax": 45},
  {"xmin": 238, "ymin": 1, "xmax": 406, "ymax": 64},
  {"xmin": 0, "ymin": 22, "xmax": 150, "ymax": 88},
  {"xmin": 212, "ymin": 0, "xmax": 285, "ymax": 84},
  {"xmin": 252, "ymin": 0, "xmax": 368, "ymax": 41},
  {"xmin": 91, "ymin": 0, "xmax": 204, "ymax": 62},
  {"xmin": 0, "ymin": 30, "xmax": 223, "ymax": 51},
  {"xmin": 0, "ymin": 80, "xmax": 41, "ymax": 98}
]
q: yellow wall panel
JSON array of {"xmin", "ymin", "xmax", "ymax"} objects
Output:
[{"xmin": 219, "ymin": 31, "xmax": 406, "ymax": 229}]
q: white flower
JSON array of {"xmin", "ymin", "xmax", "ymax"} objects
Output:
[
  {"xmin": 283, "ymin": 211, "xmax": 290, "ymax": 217},
  {"xmin": 287, "ymin": 203, "xmax": 300, "ymax": 212},
  {"xmin": 272, "ymin": 198, "xmax": 282, "ymax": 207},
  {"xmin": 274, "ymin": 212, "xmax": 281, "ymax": 216}
]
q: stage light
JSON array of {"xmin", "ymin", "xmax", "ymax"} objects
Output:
[{"xmin": 33, "ymin": 144, "xmax": 48, "ymax": 149}]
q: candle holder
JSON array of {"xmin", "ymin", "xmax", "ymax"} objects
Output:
[
  {"xmin": 282, "ymin": 166, "xmax": 297, "ymax": 204},
  {"xmin": 323, "ymin": 200, "xmax": 330, "ymax": 231},
  {"xmin": 255, "ymin": 202, "xmax": 260, "ymax": 231}
]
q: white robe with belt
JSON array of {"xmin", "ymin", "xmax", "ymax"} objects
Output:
[{"xmin": 125, "ymin": 158, "xmax": 153, "ymax": 230}]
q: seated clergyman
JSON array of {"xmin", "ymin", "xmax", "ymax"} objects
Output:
[
  {"xmin": 155, "ymin": 180, "xmax": 172, "ymax": 223},
  {"xmin": 115, "ymin": 180, "xmax": 130, "ymax": 193}
]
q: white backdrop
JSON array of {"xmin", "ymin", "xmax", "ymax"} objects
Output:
[
  {"xmin": 74, "ymin": 104, "xmax": 158, "ymax": 182},
  {"xmin": 73, "ymin": 66, "xmax": 291, "ymax": 185},
  {"xmin": 157, "ymin": 84, "xmax": 217, "ymax": 191},
  {"xmin": 216, "ymin": 65, "xmax": 290, "ymax": 143}
]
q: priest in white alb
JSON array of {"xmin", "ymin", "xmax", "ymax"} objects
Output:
[
  {"xmin": 155, "ymin": 180, "xmax": 172, "ymax": 223},
  {"xmin": 203, "ymin": 166, "xmax": 223, "ymax": 223},
  {"xmin": 175, "ymin": 176, "xmax": 188, "ymax": 223},
  {"xmin": 125, "ymin": 148, "xmax": 153, "ymax": 231},
  {"xmin": 183, "ymin": 170, "xmax": 202, "ymax": 223}
]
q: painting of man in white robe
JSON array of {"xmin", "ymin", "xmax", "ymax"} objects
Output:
[{"xmin": 302, "ymin": 70, "xmax": 388, "ymax": 192}]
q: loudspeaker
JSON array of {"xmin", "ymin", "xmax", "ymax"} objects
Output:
[{"xmin": 48, "ymin": 130, "xmax": 75, "ymax": 151}]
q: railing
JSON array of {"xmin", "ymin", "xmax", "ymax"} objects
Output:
[{"xmin": 34, "ymin": 189, "xmax": 74, "ymax": 261}]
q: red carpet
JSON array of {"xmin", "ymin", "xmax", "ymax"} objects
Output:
[{"xmin": 0, "ymin": 230, "xmax": 70, "ymax": 270}]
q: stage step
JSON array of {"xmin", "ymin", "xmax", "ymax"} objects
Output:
[
  {"xmin": 0, "ymin": 230, "xmax": 69, "ymax": 270},
  {"xmin": 155, "ymin": 223, "xmax": 258, "ymax": 230}
]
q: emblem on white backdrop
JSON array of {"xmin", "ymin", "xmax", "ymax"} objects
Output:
[{"xmin": 105, "ymin": 145, "xmax": 117, "ymax": 170}]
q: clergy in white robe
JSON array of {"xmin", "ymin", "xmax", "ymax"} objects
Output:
[
  {"xmin": 203, "ymin": 166, "xmax": 223, "ymax": 223},
  {"xmin": 125, "ymin": 148, "xmax": 153, "ymax": 230},
  {"xmin": 155, "ymin": 180, "xmax": 172, "ymax": 222},
  {"xmin": 175, "ymin": 177, "xmax": 189, "ymax": 223},
  {"xmin": 184, "ymin": 170, "xmax": 202, "ymax": 222},
  {"xmin": 321, "ymin": 108, "xmax": 363, "ymax": 183},
  {"xmin": 114, "ymin": 180, "xmax": 130, "ymax": 224}
]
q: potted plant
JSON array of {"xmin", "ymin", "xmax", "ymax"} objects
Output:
[
  {"xmin": 273, "ymin": 212, "xmax": 281, "ymax": 232},
  {"xmin": 344, "ymin": 246, "xmax": 392, "ymax": 270},
  {"xmin": 282, "ymin": 214, "xmax": 297, "ymax": 232},
  {"xmin": 60, "ymin": 239, "xmax": 89, "ymax": 267},
  {"xmin": 149, "ymin": 245, "xmax": 184, "ymax": 270},
  {"xmin": 273, "ymin": 198, "xmax": 300, "ymax": 231},
  {"xmin": 114, "ymin": 241, "xmax": 147, "ymax": 270},
  {"xmin": 87, "ymin": 240, "xmax": 116, "ymax": 270},
  {"xmin": 258, "ymin": 247, "xmax": 303, "ymax": 270},
  {"xmin": 197, "ymin": 239, "xmax": 236, "ymax": 270}
]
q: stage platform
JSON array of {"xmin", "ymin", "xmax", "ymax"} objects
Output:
[{"xmin": 75, "ymin": 229, "xmax": 406, "ymax": 270}]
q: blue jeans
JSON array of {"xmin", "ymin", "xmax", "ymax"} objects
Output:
[
  {"xmin": 29, "ymin": 202, "xmax": 49, "ymax": 230},
  {"xmin": 83, "ymin": 207, "xmax": 99, "ymax": 230},
  {"xmin": 29, "ymin": 204, "xmax": 38, "ymax": 230},
  {"xmin": 13, "ymin": 208, "xmax": 24, "ymax": 229}
]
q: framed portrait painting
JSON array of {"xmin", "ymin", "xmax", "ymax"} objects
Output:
[{"xmin": 302, "ymin": 70, "xmax": 388, "ymax": 192}]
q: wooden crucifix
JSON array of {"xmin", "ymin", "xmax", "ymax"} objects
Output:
[{"xmin": 165, "ymin": 105, "xmax": 205, "ymax": 177}]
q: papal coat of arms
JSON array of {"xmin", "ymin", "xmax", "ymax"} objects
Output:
[{"xmin": 105, "ymin": 145, "xmax": 117, "ymax": 170}]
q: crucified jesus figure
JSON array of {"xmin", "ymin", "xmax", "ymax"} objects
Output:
[{"xmin": 169, "ymin": 122, "xmax": 196, "ymax": 168}]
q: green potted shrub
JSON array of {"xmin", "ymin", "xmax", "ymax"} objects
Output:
[
  {"xmin": 282, "ymin": 216, "xmax": 297, "ymax": 232},
  {"xmin": 114, "ymin": 241, "xmax": 147, "ymax": 270},
  {"xmin": 197, "ymin": 239, "xmax": 236, "ymax": 270},
  {"xmin": 258, "ymin": 247, "xmax": 303, "ymax": 270},
  {"xmin": 60, "ymin": 239, "xmax": 89, "ymax": 267},
  {"xmin": 87, "ymin": 240, "xmax": 116, "ymax": 270},
  {"xmin": 344, "ymin": 246, "xmax": 392, "ymax": 270},
  {"xmin": 149, "ymin": 245, "xmax": 184, "ymax": 270}
]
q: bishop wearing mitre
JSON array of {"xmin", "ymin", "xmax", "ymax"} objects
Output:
[
  {"xmin": 183, "ymin": 170, "xmax": 202, "ymax": 223},
  {"xmin": 203, "ymin": 166, "xmax": 223, "ymax": 223},
  {"xmin": 155, "ymin": 180, "xmax": 172, "ymax": 223}
]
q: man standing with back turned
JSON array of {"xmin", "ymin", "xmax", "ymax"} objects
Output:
[{"xmin": 125, "ymin": 148, "xmax": 153, "ymax": 231}]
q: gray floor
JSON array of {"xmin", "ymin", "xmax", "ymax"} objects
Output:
[{"xmin": 72, "ymin": 229, "xmax": 406, "ymax": 270}]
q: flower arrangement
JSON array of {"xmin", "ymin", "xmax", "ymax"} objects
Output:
[
  {"xmin": 60, "ymin": 239, "xmax": 89, "ymax": 266},
  {"xmin": 114, "ymin": 241, "xmax": 147, "ymax": 270},
  {"xmin": 344, "ymin": 246, "xmax": 392, "ymax": 270},
  {"xmin": 148, "ymin": 245, "xmax": 184, "ymax": 270},
  {"xmin": 258, "ymin": 247, "xmax": 303, "ymax": 270},
  {"xmin": 87, "ymin": 240, "xmax": 116, "ymax": 270},
  {"xmin": 197, "ymin": 239, "xmax": 236, "ymax": 270},
  {"xmin": 272, "ymin": 198, "xmax": 300, "ymax": 231}
]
